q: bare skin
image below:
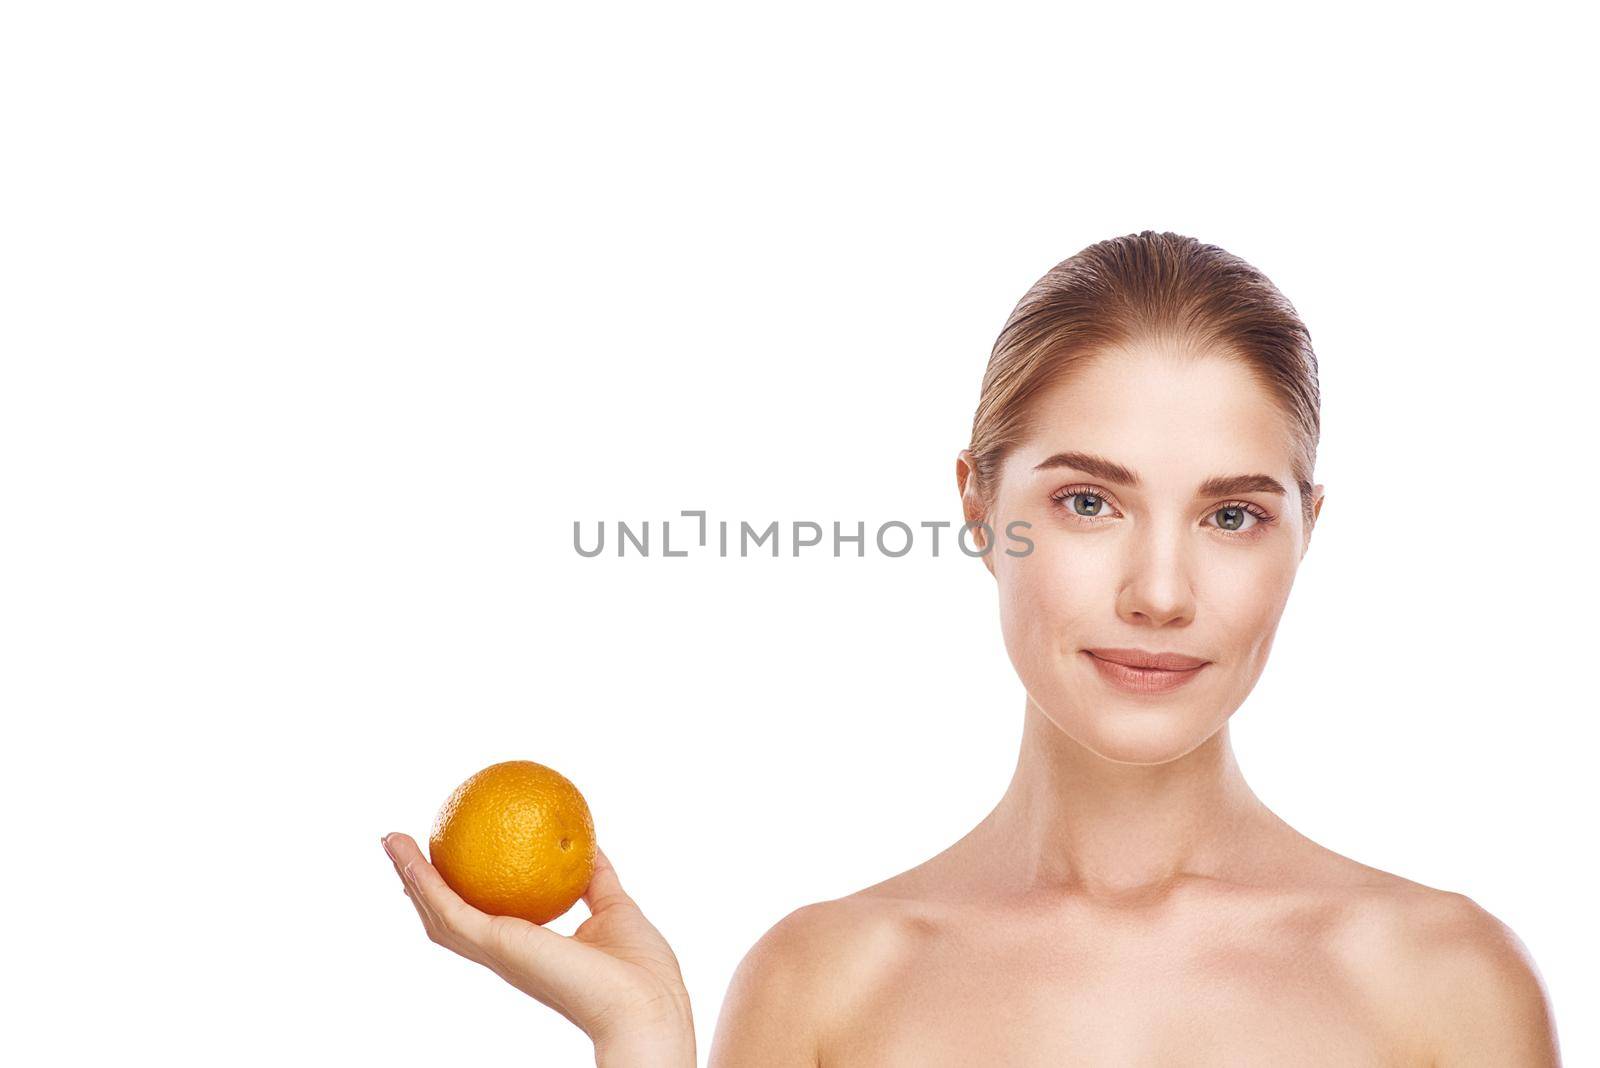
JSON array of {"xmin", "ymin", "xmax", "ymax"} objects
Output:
[
  {"xmin": 708, "ymin": 341, "xmax": 1560, "ymax": 1066},
  {"xmin": 708, "ymin": 717, "xmax": 1558, "ymax": 1065}
]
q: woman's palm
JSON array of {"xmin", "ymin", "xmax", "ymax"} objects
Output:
[{"xmin": 383, "ymin": 833, "xmax": 692, "ymax": 1047}]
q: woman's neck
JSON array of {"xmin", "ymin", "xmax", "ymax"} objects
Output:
[{"xmin": 978, "ymin": 696, "xmax": 1286, "ymax": 901}]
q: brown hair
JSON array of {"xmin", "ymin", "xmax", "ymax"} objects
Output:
[{"xmin": 968, "ymin": 230, "xmax": 1321, "ymax": 528}]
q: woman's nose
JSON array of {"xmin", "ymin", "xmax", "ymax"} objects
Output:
[{"xmin": 1114, "ymin": 524, "xmax": 1197, "ymax": 627}]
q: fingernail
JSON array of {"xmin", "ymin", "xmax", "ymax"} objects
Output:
[{"xmin": 381, "ymin": 834, "xmax": 396, "ymax": 860}]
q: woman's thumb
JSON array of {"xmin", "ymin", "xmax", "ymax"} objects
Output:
[{"xmin": 582, "ymin": 846, "xmax": 638, "ymax": 915}]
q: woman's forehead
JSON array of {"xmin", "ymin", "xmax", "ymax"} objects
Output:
[{"xmin": 1009, "ymin": 354, "xmax": 1297, "ymax": 487}]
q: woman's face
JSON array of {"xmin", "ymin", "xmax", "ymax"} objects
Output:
[{"xmin": 961, "ymin": 341, "xmax": 1324, "ymax": 765}]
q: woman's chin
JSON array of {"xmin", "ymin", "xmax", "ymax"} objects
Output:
[{"xmin": 1045, "ymin": 706, "xmax": 1221, "ymax": 766}]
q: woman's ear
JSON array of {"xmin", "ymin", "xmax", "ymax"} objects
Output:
[
  {"xmin": 956, "ymin": 449, "xmax": 975, "ymax": 500},
  {"xmin": 955, "ymin": 449, "xmax": 982, "ymax": 524},
  {"xmin": 1302, "ymin": 482, "xmax": 1326, "ymax": 558},
  {"xmin": 956, "ymin": 449, "xmax": 995, "ymax": 572}
]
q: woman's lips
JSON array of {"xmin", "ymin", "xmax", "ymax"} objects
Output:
[{"xmin": 1082, "ymin": 650, "xmax": 1209, "ymax": 695}]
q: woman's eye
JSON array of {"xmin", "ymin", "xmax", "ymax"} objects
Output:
[
  {"xmin": 1063, "ymin": 492, "xmax": 1110, "ymax": 518},
  {"xmin": 1208, "ymin": 504, "xmax": 1262, "ymax": 533}
]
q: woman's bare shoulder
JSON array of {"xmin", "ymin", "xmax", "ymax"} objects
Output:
[
  {"xmin": 1307, "ymin": 862, "xmax": 1560, "ymax": 1064},
  {"xmin": 707, "ymin": 889, "xmax": 934, "ymax": 1067}
]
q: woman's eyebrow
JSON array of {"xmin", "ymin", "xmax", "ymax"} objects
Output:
[{"xmin": 1032, "ymin": 451, "xmax": 1287, "ymax": 497}]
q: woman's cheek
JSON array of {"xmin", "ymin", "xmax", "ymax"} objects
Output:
[
  {"xmin": 1208, "ymin": 554, "xmax": 1299, "ymax": 670},
  {"xmin": 999, "ymin": 541, "xmax": 1088, "ymax": 683}
]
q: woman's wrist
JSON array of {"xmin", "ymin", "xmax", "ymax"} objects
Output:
[
  {"xmin": 593, "ymin": 1024, "xmax": 695, "ymax": 1068},
  {"xmin": 591, "ymin": 997, "xmax": 696, "ymax": 1068},
  {"xmin": 594, "ymin": 1035, "xmax": 695, "ymax": 1068}
]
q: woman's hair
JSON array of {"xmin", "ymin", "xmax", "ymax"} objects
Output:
[{"xmin": 968, "ymin": 230, "xmax": 1321, "ymax": 528}]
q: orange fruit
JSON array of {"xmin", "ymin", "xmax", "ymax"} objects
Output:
[{"xmin": 427, "ymin": 760, "xmax": 597, "ymax": 925}]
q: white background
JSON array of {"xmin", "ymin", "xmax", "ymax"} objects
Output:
[{"xmin": 4, "ymin": 3, "xmax": 1595, "ymax": 1064}]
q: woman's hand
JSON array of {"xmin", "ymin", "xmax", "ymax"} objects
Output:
[{"xmin": 381, "ymin": 832, "xmax": 695, "ymax": 1068}]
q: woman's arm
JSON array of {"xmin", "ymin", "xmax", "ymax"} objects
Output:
[{"xmin": 382, "ymin": 832, "xmax": 696, "ymax": 1068}]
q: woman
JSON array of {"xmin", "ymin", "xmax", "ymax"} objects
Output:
[{"xmin": 381, "ymin": 231, "xmax": 1561, "ymax": 1065}]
